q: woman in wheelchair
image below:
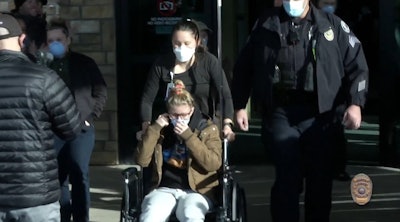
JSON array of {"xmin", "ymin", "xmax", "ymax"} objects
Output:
[{"xmin": 135, "ymin": 80, "xmax": 222, "ymax": 222}]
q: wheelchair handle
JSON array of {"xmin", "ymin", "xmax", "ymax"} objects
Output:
[
  {"xmin": 121, "ymin": 167, "xmax": 138, "ymax": 178},
  {"xmin": 223, "ymin": 138, "xmax": 229, "ymax": 167}
]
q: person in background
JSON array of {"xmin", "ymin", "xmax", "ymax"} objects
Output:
[
  {"xmin": 136, "ymin": 80, "xmax": 221, "ymax": 222},
  {"xmin": 10, "ymin": 0, "xmax": 48, "ymax": 63},
  {"xmin": 316, "ymin": 0, "xmax": 337, "ymax": 14},
  {"xmin": 140, "ymin": 18, "xmax": 235, "ymax": 140},
  {"xmin": 11, "ymin": 0, "xmax": 47, "ymax": 18},
  {"xmin": 194, "ymin": 20, "xmax": 213, "ymax": 51},
  {"xmin": 232, "ymin": 0, "xmax": 368, "ymax": 221},
  {"xmin": 47, "ymin": 18, "xmax": 108, "ymax": 222},
  {"xmin": 0, "ymin": 13, "xmax": 80, "ymax": 222},
  {"xmin": 193, "ymin": 19, "xmax": 235, "ymax": 120}
]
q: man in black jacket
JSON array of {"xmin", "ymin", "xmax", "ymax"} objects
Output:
[
  {"xmin": 0, "ymin": 13, "xmax": 80, "ymax": 222},
  {"xmin": 232, "ymin": 0, "xmax": 368, "ymax": 221},
  {"xmin": 47, "ymin": 18, "xmax": 107, "ymax": 222}
]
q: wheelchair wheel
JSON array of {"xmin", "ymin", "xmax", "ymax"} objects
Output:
[
  {"xmin": 120, "ymin": 166, "xmax": 143, "ymax": 222},
  {"xmin": 231, "ymin": 182, "xmax": 247, "ymax": 222}
]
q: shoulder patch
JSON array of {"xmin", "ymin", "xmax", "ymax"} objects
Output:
[
  {"xmin": 349, "ymin": 34, "xmax": 360, "ymax": 48},
  {"xmin": 341, "ymin": 20, "xmax": 350, "ymax": 33}
]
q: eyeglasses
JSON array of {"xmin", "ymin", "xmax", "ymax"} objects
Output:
[{"xmin": 169, "ymin": 111, "xmax": 191, "ymax": 119}]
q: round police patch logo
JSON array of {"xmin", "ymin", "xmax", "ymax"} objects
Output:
[
  {"xmin": 341, "ymin": 20, "xmax": 350, "ymax": 33},
  {"xmin": 324, "ymin": 29, "xmax": 334, "ymax": 41}
]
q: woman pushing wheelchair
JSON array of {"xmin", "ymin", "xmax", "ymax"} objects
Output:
[{"xmin": 135, "ymin": 80, "xmax": 222, "ymax": 222}]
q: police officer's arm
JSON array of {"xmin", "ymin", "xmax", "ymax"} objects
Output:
[
  {"xmin": 336, "ymin": 20, "xmax": 369, "ymax": 108},
  {"xmin": 232, "ymin": 24, "xmax": 257, "ymax": 111},
  {"xmin": 231, "ymin": 20, "xmax": 260, "ymax": 131},
  {"xmin": 336, "ymin": 19, "xmax": 369, "ymax": 129}
]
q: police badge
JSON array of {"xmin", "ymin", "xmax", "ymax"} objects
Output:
[
  {"xmin": 350, "ymin": 173, "xmax": 373, "ymax": 205},
  {"xmin": 324, "ymin": 28, "xmax": 334, "ymax": 41}
]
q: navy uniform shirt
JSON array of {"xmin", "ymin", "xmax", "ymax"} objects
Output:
[{"xmin": 274, "ymin": 10, "xmax": 317, "ymax": 105}]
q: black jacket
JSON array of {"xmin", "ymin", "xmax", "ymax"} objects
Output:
[
  {"xmin": 54, "ymin": 51, "xmax": 107, "ymax": 124},
  {"xmin": 0, "ymin": 50, "xmax": 81, "ymax": 208},
  {"xmin": 232, "ymin": 5, "xmax": 369, "ymax": 114},
  {"xmin": 140, "ymin": 51, "xmax": 233, "ymax": 122}
]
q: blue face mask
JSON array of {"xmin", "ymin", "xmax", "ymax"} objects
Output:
[
  {"xmin": 322, "ymin": 5, "xmax": 336, "ymax": 14},
  {"xmin": 170, "ymin": 118, "xmax": 190, "ymax": 127},
  {"xmin": 283, "ymin": 0, "xmax": 306, "ymax": 17},
  {"xmin": 49, "ymin": 41, "xmax": 66, "ymax": 58}
]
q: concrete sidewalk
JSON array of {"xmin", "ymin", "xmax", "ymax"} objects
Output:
[{"xmin": 88, "ymin": 164, "xmax": 400, "ymax": 222}]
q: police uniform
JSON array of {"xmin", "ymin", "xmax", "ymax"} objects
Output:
[{"xmin": 232, "ymin": 4, "xmax": 368, "ymax": 222}]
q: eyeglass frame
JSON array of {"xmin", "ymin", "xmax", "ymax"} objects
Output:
[{"xmin": 168, "ymin": 111, "xmax": 192, "ymax": 119}]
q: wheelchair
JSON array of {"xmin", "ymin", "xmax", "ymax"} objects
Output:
[{"xmin": 120, "ymin": 138, "xmax": 247, "ymax": 222}]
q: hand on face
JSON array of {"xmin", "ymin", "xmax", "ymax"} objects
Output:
[
  {"xmin": 173, "ymin": 121, "xmax": 189, "ymax": 135},
  {"xmin": 168, "ymin": 105, "xmax": 193, "ymax": 135},
  {"xmin": 155, "ymin": 113, "xmax": 170, "ymax": 128}
]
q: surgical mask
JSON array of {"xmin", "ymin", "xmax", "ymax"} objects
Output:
[
  {"xmin": 283, "ymin": 0, "xmax": 306, "ymax": 17},
  {"xmin": 49, "ymin": 41, "xmax": 66, "ymax": 58},
  {"xmin": 170, "ymin": 118, "xmax": 190, "ymax": 127},
  {"xmin": 173, "ymin": 45, "xmax": 195, "ymax": 62},
  {"xmin": 321, "ymin": 5, "xmax": 336, "ymax": 14}
]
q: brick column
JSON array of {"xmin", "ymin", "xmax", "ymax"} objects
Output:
[{"xmin": 61, "ymin": 0, "xmax": 118, "ymax": 165}]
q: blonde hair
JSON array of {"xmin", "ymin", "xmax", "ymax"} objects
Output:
[{"xmin": 166, "ymin": 80, "xmax": 195, "ymax": 110}]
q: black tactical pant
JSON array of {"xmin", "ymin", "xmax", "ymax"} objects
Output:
[{"xmin": 262, "ymin": 104, "xmax": 335, "ymax": 222}]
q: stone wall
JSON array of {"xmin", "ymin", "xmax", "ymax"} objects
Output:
[{"xmin": 0, "ymin": 0, "xmax": 119, "ymax": 165}]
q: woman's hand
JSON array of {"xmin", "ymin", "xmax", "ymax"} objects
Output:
[
  {"xmin": 155, "ymin": 113, "xmax": 170, "ymax": 128},
  {"xmin": 223, "ymin": 124, "xmax": 235, "ymax": 141},
  {"xmin": 173, "ymin": 121, "xmax": 189, "ymax": 135}
]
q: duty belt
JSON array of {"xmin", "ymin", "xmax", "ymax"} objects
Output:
[{"xmin": 273, "ymin": 89, "xmax": 317, "ymax": 107}]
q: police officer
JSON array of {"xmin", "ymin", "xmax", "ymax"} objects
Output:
[{"xmin": 232, "ymin": 0, "xmax": 368, "ymax": 221}]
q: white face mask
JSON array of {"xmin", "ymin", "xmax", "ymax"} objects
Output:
[
  {"xmin": 283, "ymin": 0, "xmax": 306, "ymax": 17},
  {"xmin": 170, "ymin": 118, "xmax": 190, "ymax": 127},
  {"xmin": 173, "ymin": 45, "xmax": 195, "ymax": 62}
]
